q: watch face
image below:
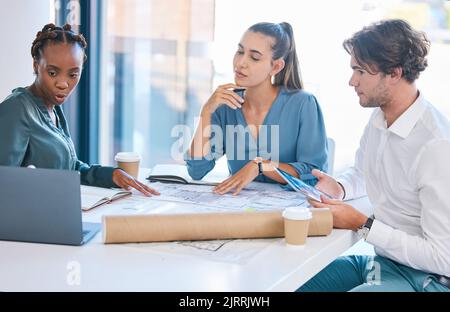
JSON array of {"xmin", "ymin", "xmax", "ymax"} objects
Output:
[
  {"xmin": 357, "ymin": 227, "xmax": 369, "ymax": 240},
  {"xmin": 362, "ymin": 227, "xmax": 370, "ymax": 240}
]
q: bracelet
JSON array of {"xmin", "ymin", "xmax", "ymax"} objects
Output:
[{"xmin": 337, "ymin": 181, "xmax": 346, "ymax": 200}]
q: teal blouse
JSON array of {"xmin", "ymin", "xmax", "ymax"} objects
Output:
[
  {"xmin": 186, "ymin": 88, "xmax": 328, "ymax": 185},
  {"xmin": 0, "ymin": 87, "xmax": 115, "ymax": 188}
]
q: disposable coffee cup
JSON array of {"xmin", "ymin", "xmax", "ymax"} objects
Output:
[
  {"xmin": 282, "ymin": 207, "xmax": 312, "ymax": 246},
  {"xmin": 114, "ymin": 152, "xmax": 141, "ymax": 179}
]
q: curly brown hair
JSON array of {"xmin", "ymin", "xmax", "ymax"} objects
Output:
[
  {"xmin": 343, "ymin": 19, "xmax": 430, "ymax": 83},
  {"xmin": 31, "ymin": 23, "xmax": 87, "ymax": 62}
]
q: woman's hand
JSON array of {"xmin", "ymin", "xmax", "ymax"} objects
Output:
[
  {"xmin": 202, "ymin": 83, "xmax": 245, "ymax": 114},
  {"xmin": 213, "ymin": 161, "xmax": 258, "ymax": 196},
  {"xmin": 311, "ymin": 169, "xmax": 345, "ymax": 200},
  {"xmin": 112, "ymin": 169, "xmax": 160, "ymax": 197}
]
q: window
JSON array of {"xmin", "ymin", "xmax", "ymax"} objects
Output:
[
  {"xmin": 213, "ymin": 0, "xmax": 450, "ymax": 173},
  {"xmin": 99, "ymin": 0, "xmax": 215, "ymax": 167},
  {"xmin": 98, "ymin": 0, "xmax": 450, "ymax": 173}
]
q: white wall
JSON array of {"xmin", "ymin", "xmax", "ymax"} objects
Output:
[{"xmin": 0, "ymin": 0, "xmax": 52, "ymax": 100}]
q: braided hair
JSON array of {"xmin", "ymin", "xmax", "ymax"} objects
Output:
[{"xmin": 31, "ymin": 23, "xmax": 87, "ymax": 63}]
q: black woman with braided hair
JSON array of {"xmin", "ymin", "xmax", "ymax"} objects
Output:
[{"xmin": 0, "ymin": 23, "xmax": 159, "ymax": 196}]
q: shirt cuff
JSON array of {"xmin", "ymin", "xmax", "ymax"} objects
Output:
[
  {"xmin": 336, "ymin": 177, "xmax": 352, "ymax": 200},
  {"xmin": 366, "ymin": 219, "xmax": 394, "ymax": 249},
  {"xmin": 80, "ymin": 165, "xmax": 116, "ymax": 188}
]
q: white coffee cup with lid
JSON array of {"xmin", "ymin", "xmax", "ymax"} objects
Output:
[
  {"xmin": 114, "ymin": 152, "xmax": 141, "ymax": 179},
  {"xmin": 282, "ymin": 207, "xmax": 312, "ymax": 246}
]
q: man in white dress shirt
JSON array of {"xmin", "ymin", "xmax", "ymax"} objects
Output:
[{"xmin": 299, "ymin": 19, "xmax": 450, "ymax": 292}]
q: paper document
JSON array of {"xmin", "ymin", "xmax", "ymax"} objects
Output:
[
  {"xmin": 85, "ymin": 180, "xmax": 319, "ymax": 265},
  {"xmin": 126, "ymin": 238, "xmax": 280, "ymax": 264},
  {"xmin": 147, "ymin": 182, "xmax": 307, "ymax": 210}
]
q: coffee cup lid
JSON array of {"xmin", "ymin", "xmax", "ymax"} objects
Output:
[
  {"xmin": 282, "ymin": 207, "xmax": 312, "ymax": 221},
  {"xmin": 114, "ymin": 152, "xmax": 141, "ymax": 162}
]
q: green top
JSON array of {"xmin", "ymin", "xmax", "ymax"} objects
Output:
[{"xmin": 0, "ymin": 87, "xmax": 115, "ymax": 188}]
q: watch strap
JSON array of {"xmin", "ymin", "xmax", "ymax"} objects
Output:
[
  {"xmin": 257, "ymin": 161, "xmax": 263, "ymax": 176},
  {"xmin": 252, "ymin": 157, "xmax": 264, "ymax": 176},
  {"xmin": 364, "ymin": 216, "xmax": 374, "ymax": 230},
  {"xmin": 357, "ymin": 216, "xmax": 374, "ymax": 240}
]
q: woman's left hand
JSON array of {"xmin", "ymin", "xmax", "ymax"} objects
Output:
[
  {"xmin": 213, "ymin": 161, "xmax": 259, "ymax": 195},
  {"xmin": 112, "ymin": 169, "xmax": 160, "ymax": 197}
]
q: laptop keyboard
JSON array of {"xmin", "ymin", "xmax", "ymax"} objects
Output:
[{"xmin": 81, "ymin": 223, "xmax": 101, "ymax": 243}]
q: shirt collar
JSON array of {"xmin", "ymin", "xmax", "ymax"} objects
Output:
[
  {"xmin": 389, "ymin": 92, "xmax": 427, "ymax": 138},
  {"xmin": 371, "ymin": 92, "xmax": 428, "ymax": 139},
  {"xmin": 371, "ymin": 108, "xmax": 387, "ymax": 130},
  {"xmin": 19, "ymin": 87, "xmax": 48, "ymax": 110}
]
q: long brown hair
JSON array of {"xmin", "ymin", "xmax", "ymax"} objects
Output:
[{"xmin": 248, "ymin": 22, "xmax": 303, "ymax": 90}]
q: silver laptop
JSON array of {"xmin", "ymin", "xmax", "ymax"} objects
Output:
[{"xmin": 0, "ymin": 166, "xmax": 100, "ymax": 245}]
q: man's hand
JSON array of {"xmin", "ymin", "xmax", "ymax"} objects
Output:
[
  {"xmin": 308, "ymin": 195, "xmax": 367, "ymax": 230},
  {"xmin": 112, "ymin": 169, "xmax": 160, "ymax": 197},
  {"xmin": 213, "ymin": 161, "xmax": 259, "ymax": 196},
  {"xmin": 311, "ymin": 169, "xmax": 345, "ymax": 200}
]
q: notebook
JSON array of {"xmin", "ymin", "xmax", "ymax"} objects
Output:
[
  {"xmin": 146, "ymin": 164, "xmax": 223, "ymax": 186},
  {"xmin": 81, "ymin": 185, "xmax": 132, "ymax": 211}
]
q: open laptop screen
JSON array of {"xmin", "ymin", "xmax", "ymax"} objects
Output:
[{"xmin": 0, "ymin": 166, "xmax": 96, "ymax": 245}]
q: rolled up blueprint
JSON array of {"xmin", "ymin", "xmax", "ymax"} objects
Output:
[{"xmin": 102, "ymin": 208, "xmax": 332, "ymax": 244}]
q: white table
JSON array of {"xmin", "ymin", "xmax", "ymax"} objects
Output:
[{"xmin": 0, "ymin": 169, "xmax": 372, "ymax": 292}]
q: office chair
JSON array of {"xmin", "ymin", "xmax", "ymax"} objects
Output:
[{"xmin": 327, "ymin": 137, "xmax": 335, "ymax": 176}]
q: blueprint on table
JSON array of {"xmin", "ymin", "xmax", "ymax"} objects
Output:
[
  {"xmin": 144, "ymin": 181, "xmax": 307, "ymax": 211},
  {"xmin": 84, "ymin": 181, "xmax": 306, "ymax": 264}
]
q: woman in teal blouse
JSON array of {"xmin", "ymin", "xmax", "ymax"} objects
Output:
[
  {"xmin": 0, "ymin": 23, "xmax": 159, "ymax": 195},
  {"xmin": 186, "ymin": 22, "xmax": 328, "ymax": 195}
]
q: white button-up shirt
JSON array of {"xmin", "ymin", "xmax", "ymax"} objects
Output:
[{"xmin": 338, "ymin": 92, "xmax": 450, "ymax": 277}]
